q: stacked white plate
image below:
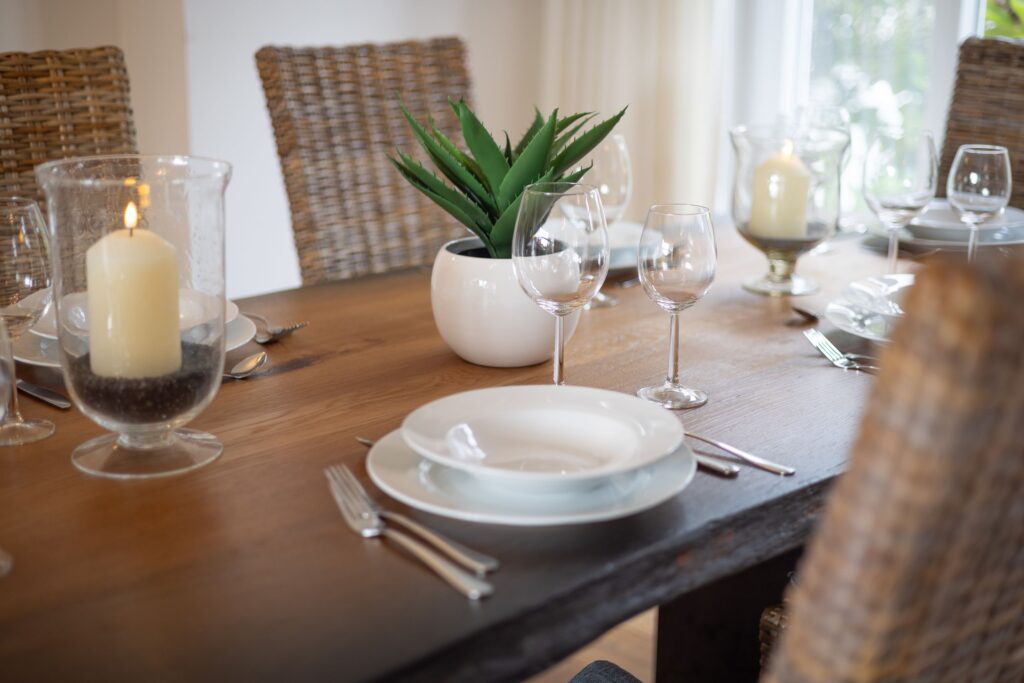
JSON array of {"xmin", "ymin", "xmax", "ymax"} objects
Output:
[
  {"xmin": 14, "ymin": 289, "xmax": 256, "ymax": 368},
  {"xmin": 824, "ymin": 274, "xmax": 914, "ymax": 344},
  {"xmin": 607, "ymin": 221, "xmax": 643, "ymax": 274},
  {"xmin": 870, "ymin": 199, "xmax": 1024, "ymax": 250},
  {"xmin": 367, "ymin": 385, "xmax": 697, "ymax": 526}
]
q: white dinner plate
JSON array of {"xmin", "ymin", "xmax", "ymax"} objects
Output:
[
  {"xmin": 367, "ymin": 430, "xmax": 697, "ymax": 526},
  {"xmin": 401, "ymin": 385, "xmax": 684, "ymax": 494},
  {"xmin": 841, "ymin": 274, "xmax": 914, "ymax": 319},
  {"xmin": 907, "ymin": 199, "xmax": 1024, "ymax": 241},
  {"xmin": 869, "ymin": 221, "xmax": 1024, "ymax": 250},
  {"xmin": 824, "ymin": 299, "xmax": 894, "ymax": 344},
  {"xmin": 30, "ymin": 290, "xmax": 240, "ymax": 340},
  {"xmin": 14, "ymin": 314, "xmax": 257, "ymax": 368}
]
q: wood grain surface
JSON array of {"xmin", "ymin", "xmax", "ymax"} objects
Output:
[{"xmin": 0, "ymin": 225, "xmax": 894, "ymax": 681}]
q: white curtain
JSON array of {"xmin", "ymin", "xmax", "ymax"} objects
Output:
[{"xmin": 538, "ymin": 0, "xmax": 731, "ymax": 220}]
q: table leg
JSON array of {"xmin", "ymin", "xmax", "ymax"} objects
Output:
[{"xmin": 655, "ymin": 547, "xmax": 802, "ymax": 683}]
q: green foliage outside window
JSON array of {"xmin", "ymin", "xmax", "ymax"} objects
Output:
[{"xmin": 985, "ymin": 0, "xmax": 1024, "ymax": 38}]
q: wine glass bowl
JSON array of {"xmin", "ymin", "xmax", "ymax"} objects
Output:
[
  {"xmin": 946, "ymin": 144, "xmax": 1012, "ymax": 261},
  {"xmin": 863, "ymin": 129, "xmax": 938, "ymax": 274},
  {"xmin": 730, "ymin": 125, "xmax": 849, "ymax": 296},
  {"xmin": 36, "ymin": 155, "xmax": 231, "ymax": 478},
  {"xmin": 512, "ymin": 182, "xmax": 609, "ymax": 385},
  {"xmin": 637, "ymin": 204, "xmax": 716, "ymax": 410},
  {"xmin": 0, "ymin": 197, "xmax": 55, "ymax": 445}
]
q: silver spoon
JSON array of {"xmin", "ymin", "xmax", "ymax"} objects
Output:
[{"xmin": 223, "ymin": 351, "xmax": 268, "ymax": 379}]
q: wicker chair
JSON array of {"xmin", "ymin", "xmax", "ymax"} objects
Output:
[
  {"xmin": 939, "ymin": 37, "xmax": 1024, "ymax": 207},
  {"xmin": 256, "ymin": 38, "xmax": 472, "ymax": 285},
  {"xmin": 0, "ymin": 46, "xmax": 137, "ymax": 206},
  {"xmin": 576, "ymin": 253, "xmax": 1024, "ymax": 683}
]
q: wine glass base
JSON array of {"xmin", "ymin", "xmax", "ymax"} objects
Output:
[
  {"xmin": 637, "ymin": 383, "xmax": 708, "ymax": 410},
  {"xmin": 742, "ymin": 273, "xmax": 819, "ymax": 297},
  {"xmin": 71, "ymin": 428, "xmax": 222, "ymax": 480},
  {"xmin": 585, "ymin": 291, "xmax": 619, "ymax": 309},
  {"xmin": 0, "ymin": 419, "xmax": 56, "ymax": 446}
]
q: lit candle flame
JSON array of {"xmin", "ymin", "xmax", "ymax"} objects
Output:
[
  {"xmin": 124, "ymin": 201, "xmax": 139, "ymax": 231},
  {"xmin": 781, "ymin": 139, "xmax": 794, "ymax": 157}
]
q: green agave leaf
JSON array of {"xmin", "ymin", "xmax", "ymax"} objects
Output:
[
  {"xmin": 503, "ymin": 131, "xmax": 513, "ymax": 165},
  {"xmin": 512, "ymin": 108, "xmax": 545, "ymax": 159},
  {"xmin": 395, "ymin": 151, "xmax": 492, "ymax": 231},
  {"xmin": 489, "ymin": 168, "xmax": 557, "ymax": 257},
  {"xmin": 558, "ymin": 161, "xmax": 592, "ymax": 184},
  {"xmin": 555, "ymin": 111, "xmax": 594, "ymax": 134},
  {"xmin": 390, "ymin": 157, "xmax": 497, "ymax": 256},
  {"xmin": 428, "ymin": 126, "xmax": 496, "ymax": 215},
  {"xmin": 550, "ymin": 106, "xmax": 628, "ymax": 176},
  {"xmin": 497, "ymin": 109, "xmax": 557, "ymax": 210},
  {"xmin": 450, "ymin": 98, "xmax": 509, "ymax": 193},
  {"xmin": 552, "ymin": 113, "xmax": 597, "ymax": 155}
]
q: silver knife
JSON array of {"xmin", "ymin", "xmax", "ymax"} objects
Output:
[{"xmin": 17, "ymin": 380, "xmax": 71, "ymax": 410}]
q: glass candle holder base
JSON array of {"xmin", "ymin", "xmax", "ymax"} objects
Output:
[
  {"xmin": 0, "ymin": 419, "xmax": 56, "ymax": 446},
  {"xmin": 637, "ymin": 382, "xmax": 708, "ymax": 410},
  {"xmin": 71, "ymin": 428, "xmax": 222, "ymax": 480},
  {"xmin": 743, "ymin": 272, "xmax": 819, "ymax": 297}
]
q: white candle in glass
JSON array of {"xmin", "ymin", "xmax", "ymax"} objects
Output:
[
  {"xmin": 86, "ymin": 201, "xmax": 182, "ymax": 378},
  {"xmin": 749, "ymin": 141, "xmax": 811, "ymax": 238}
]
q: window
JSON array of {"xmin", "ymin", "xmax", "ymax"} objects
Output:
[{"xmin": 985, "ymin": 0, "xmax": 1024, "ymax": 37}]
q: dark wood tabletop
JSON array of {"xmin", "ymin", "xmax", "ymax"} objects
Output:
[{"xmin": 0, "ymin": 225, "xmax": 891, "ymax": 682}]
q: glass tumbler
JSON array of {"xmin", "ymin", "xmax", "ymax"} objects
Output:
[{"xmin": 36, "ymin": 155, "xmax": 232, "ymax": 479}]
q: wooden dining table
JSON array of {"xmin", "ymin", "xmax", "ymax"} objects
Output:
[{"xmin": 0, "ymin": 224, "xmax": 891, "ymax": 682}]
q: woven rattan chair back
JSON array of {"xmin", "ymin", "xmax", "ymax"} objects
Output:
[
  {"xmin": 765, "ymin": 254, "xmax": 1024, "ymax": 682},
  {"xmin": 939, "ymin": 37, "xmax": 1024, "ymax": 207},
  {"xmin": 256, "ymin": 38, "xmax": 472, "ymax": 284},
  {"xmin": 0, "ymin": 46, "xmax": 137, "ymax": 207}
]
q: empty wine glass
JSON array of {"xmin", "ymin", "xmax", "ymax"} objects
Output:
[
  {"xmin": 0, "ymin": 197, "xmax": 55, "ymax": 445},
  {"xmin": 512, "ymin": 182, "xmax": 609, "ymax": 385},
  {"xmin": 637, "ymin": 205, "xmax": 716, "ymax": 409},
  {"xmin": 863, "ymin": 129, "xmax": 938, "ymax": 274},
  {"xmin": 946, "ymin": 144, "xmax": 1012, "ymax": 262},
  {"xmin": 586, "ymin": 134, "xmax": 632, "ymax": 309}
]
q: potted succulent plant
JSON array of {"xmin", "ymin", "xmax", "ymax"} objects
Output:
[{"xmin": 392, "ymin": 99, "xmax": 625, "ymax": 367}]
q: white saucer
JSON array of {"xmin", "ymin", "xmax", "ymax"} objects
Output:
[
  {"xmin": 908, "ymin": 199, "xmax": 1024, "ymax": 241},
  {"xmin": 367, "ymin": 430, "xmax": 696, "ymax": 526},
  {"xmin": 14, "ymin": 315, "xmax": 257, "ymax": 368},
  {"xmin": 30, "ymin": 291, "xmax": 240, "ymax": 340},
  {"xmin": 824, "ymin": 299, "xmax": 893, "ymax": 344},
  {"xmin": 401, "ymin": 385, "xmax": 683, "ymax": 494}
]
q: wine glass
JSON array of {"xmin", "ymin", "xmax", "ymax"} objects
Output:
[
  {"xmin": 863, "ymin": 129, "xmax": 938, "ymax": 274},
  {"xmin": 0, "ymin": 319, "xmax": 11, "ymax": 576},
  {"xmin": 637, "ymin": 205, "xmax": 716, "ymax": 409},
  {"xmin": 0, "ymin": 197, "xmax": 55, "ymax": 445},
  {"xmin": 512, "ymin": 182, "xmax": 609, "ymax": 385},
  {"xmin": 946, "ymin": 144, "xmax": 1012, "ymax": 262},
  {"xmin": 586, "ymin": 134, "xmax": 632, "ymax": 309}
]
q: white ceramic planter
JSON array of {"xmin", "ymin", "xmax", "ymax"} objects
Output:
[{"xmin": 431, "ymin": 237, "xmax": 579, "ymax": 367}]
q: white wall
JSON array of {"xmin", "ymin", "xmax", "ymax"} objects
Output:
[{"xmin": 183, "ymin": 0, "xmax": 544, "ymax": 297}]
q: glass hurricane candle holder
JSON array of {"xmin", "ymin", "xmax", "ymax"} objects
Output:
[
  {"xmin": 729, "ymin": 125, "xmax": 849, "ymax": 296},
  {"xmin": 36, "ymin": 155, "xmax": 232, "ymax": 479}
]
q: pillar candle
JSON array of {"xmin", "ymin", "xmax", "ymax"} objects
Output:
[
  {"xmin": 749, "ymin": 141, "xmax": 811, "ymax": 238},
  {"xmin": 86, "ymin": 202, "xmax": 181, "ymax": 378}
]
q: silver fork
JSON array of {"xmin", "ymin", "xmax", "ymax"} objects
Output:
[
  {"xmin": 330, "ymin": 464, "xmax": 498, "ymax": 574},
  {"xmin": 324, "ymin": 466, "xmax": 494, "ymax": 600},
  {"xmin": 803, "ymin": 329, "xmax": 880, "ymax": 374},
  {"xmin": 244, "ymin": 312, "xmax": 309, "ymax": 344}
]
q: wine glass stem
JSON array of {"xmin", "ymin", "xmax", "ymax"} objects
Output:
[
  {"xmin": 967, "ymin": 225, "xmax": 979, "ymax": 263},
  {"xmin": 666, "ymin": 312, "xmax": 680, "ymax": 386},
  {"xmin": 4, "ymin": 346, "xmax": 23, "ymax": 423},
  {"xmin": 553, "ymin": 314, "xmax": 565, "ymax": 386},
  {"xmin": 886, "ymin": 227, "xmax": 900, "ymax": 275}
]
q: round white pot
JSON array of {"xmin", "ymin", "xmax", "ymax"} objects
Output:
[{"xmin": 431, "ymin": 237, "xmax": 580, "ymax": 368}]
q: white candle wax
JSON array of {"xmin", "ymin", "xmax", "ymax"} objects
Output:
[
  {"xmin": 86, "ymin": 207, "xmax": 181, "ymax": 378},
  {"xmin": 749, "ymin": 142, "xmax": 811, "ymax": 239}
]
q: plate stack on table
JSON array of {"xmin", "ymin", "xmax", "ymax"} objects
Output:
[
  {"xmin": 14, "ymin": 289, "xmax": 257, "ymax": 368},
  {"xmin": 824, "ymin": 274, "xmax": 914, "ymax": 344},
  {"xmin": 869, "ymin": 199, "xmax": 1024, "ymax": 251},
  {"xmin": 367, "ymin": 385, "xmax": 697, "ymax": 526}
]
